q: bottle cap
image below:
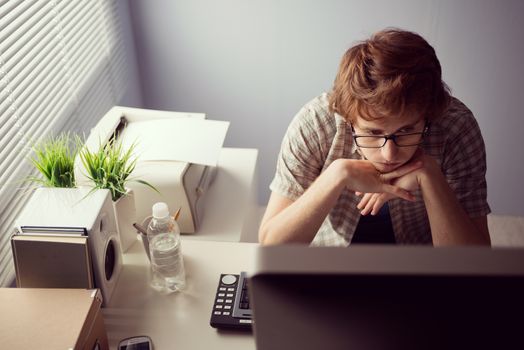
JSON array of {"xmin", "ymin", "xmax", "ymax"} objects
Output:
[{"xmin": 152, "ymin": 202, "xmax": 170, "ymax": 219}]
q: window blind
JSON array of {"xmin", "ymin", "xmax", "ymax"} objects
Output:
[{"xmin": 0, "ymin": 0, "xmax": 128, "ymax": 286}]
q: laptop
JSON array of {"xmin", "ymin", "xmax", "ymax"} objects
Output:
[{"xmin": 211, "ymin": 245, "xmax": 524, "ymax": 349}]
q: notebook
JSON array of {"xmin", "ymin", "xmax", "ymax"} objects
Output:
[{"xmin": 211, "ymin": 245, "xmax": 524, "ymax": 349}]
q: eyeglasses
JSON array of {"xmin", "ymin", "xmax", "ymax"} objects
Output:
[{"xmin": 351, "ymin": 122, "xmax": 429, "ymax": 149}]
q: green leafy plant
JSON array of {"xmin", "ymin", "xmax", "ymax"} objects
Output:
[
  {"xmin": 27, "ymin": 133, "xmax": 79, "ymax": 188},
  {"xmin": 79, "ymin": 139, "xmax": 158, "ymax": 201}
]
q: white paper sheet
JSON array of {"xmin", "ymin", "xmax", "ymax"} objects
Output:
[{"xmin": 119, "ymin": 118, "xmax": 230, "ymax": 166}]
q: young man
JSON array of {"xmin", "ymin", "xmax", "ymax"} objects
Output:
[{"xmin": 259, "ymin": 29, "xmax": 491, "ymax": 246}]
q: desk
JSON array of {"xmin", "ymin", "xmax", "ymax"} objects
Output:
[
  {"xmin": 182, "ymin": 147, "xmax": 259, "ymax": 243},
  {"xmin": 108, "ymin": 147, "xmax": 259, "ymax": 348},
  {"xmin": 104, "ymin": 239, "xmax": 257, "ymax": 350}
]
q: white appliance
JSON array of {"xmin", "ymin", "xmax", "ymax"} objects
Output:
[
  {"xmin": 74, "ymin": 106, "xmax": 228, "ymax": 233},
  {"xmin": 14, "ymin": 188, "xmax": 122, "ymax": 305}
]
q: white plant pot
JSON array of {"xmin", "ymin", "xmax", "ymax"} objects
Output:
[{"xmin": 113, "ymin": 189, "xmax": 137, "ymax": 252}]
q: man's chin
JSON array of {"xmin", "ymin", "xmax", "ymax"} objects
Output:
[{"xmin": 373, "ymin": 162, "xmax": 404, "ymax": 173}]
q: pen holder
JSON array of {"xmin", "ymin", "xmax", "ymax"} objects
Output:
[{"xmin": 138, "ymin": 216, "xmax": 153, "ymax": 261}]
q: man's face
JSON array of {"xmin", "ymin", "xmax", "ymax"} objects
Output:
[{"xmin": 352, "ymin": 114, "xmax": 425, "ymax": 173}]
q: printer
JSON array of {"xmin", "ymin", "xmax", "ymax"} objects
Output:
[{"xmin": 74, "ymin": 106, "xmax": 229, "ymax": 233}]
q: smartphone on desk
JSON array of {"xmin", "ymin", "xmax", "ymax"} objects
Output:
[{"xmin": 118, "ymin": 336, "xmax": 153, "ymax": 350}]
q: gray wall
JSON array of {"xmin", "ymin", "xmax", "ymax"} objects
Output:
[
  {"xmin": 117, "ymin": 0, "xmax": 143, "ymax": 107},
  {"xmin": 127, "ymin": 0, "xmax": 524, "ymax": 216}
]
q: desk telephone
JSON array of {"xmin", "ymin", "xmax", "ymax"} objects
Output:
[{"xmin": 210, "ymin": 272, "xmax": 253, "ymax": 330}]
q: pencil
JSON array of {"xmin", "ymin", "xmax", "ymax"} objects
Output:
[{"xmin": 174, "ymin": 207, "xmax": 181, "ymax": 221}]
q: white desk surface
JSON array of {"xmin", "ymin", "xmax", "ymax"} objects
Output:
[
  {"xmin": 182, "ymin": 147, "xmax": 259, "ymax": 243},
  {"xmin": 103, "ymin": 239, "xmax": 257, "ymax": 350}
]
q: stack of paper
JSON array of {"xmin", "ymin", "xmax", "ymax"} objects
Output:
[{"xmin": 119, "ymin": 118, "xmax": 230, "ymax": 166}]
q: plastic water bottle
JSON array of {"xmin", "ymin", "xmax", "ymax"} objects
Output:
[{"xmin": 147, "ymin": 202, "xmax": 186, "ymax": 292}]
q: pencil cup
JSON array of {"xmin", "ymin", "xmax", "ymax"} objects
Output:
[{"xmin": 139, "ymin": 216, "xmax": 153, "ymax": 261}]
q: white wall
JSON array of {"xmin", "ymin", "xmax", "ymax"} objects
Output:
[{"xmin": 128, "ymin": 0, "xmax": 524, "ymax": 216}]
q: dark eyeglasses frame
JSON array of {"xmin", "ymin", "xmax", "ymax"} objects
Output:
[{"xmin": 351, "ymin": 121, "xmax": 430, "ymax": 149}]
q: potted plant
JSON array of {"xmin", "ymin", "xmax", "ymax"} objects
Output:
[
  {"xmin": 27, "ymin": 132, "xmax": 79, "ymax": 188},
  {"xmin": 78, "ymin": 138, "xmax": 158, "ymax": 251}
]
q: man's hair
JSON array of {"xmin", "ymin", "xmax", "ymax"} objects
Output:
[{"xmin": 329, "ymin": 28, "xmax": 451, "ymax": 123}]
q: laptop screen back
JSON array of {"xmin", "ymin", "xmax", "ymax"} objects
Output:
[{"xmin": 248, "ymin": 245, "xmax": 524, "ymax": 350}]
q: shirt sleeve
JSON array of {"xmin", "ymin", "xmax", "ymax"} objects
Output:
[
  {"xmin": 269, "ymin": 106, "xmax": 327, "ymax": 201},
  {"xmin": 440, "ymin": 102, "xmax": 491, "ymax": 217}
]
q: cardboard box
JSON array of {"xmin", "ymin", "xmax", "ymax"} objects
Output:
[{"xmin": 0, "ymin": 288, "xmax": 109, "ymax": 350}]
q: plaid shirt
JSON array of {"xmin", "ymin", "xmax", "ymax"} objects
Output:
[{"xmin": 270, "ymin": 93, "xmax": 491, "ymax": 246}]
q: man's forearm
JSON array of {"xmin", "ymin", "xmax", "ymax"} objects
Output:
[
  {"xmin": 419, "ymin": 168, "xmax": 490, "ymax": 246},
  {"xmin": 260, "ymin": 160, "xmax": 348, "ymax": 245}
]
